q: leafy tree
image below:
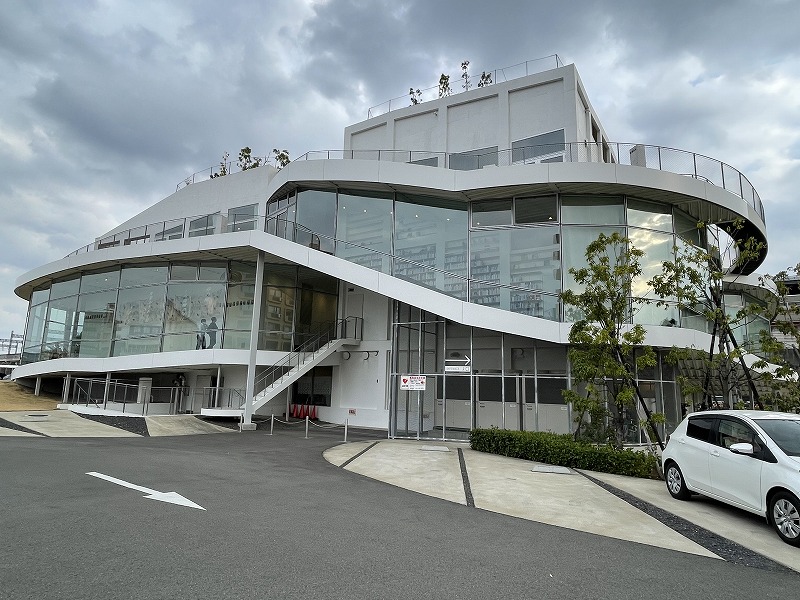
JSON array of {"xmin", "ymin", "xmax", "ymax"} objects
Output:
[
  {"xmin": 210, "ymin": 151, "xmax": 230, "ymax": 179},
  {"xmin": 747, "ymin": 266, "xmax": 800, "ymax": 411},
  {"xmin": 477, "ymin": 70, "xmax": 493, "ymax": 88},
  {"xmin": 560, "ymin": 232, "xmax": 665, "ymax": 451},
  {"xmin": 461, "ymin": 60, "xmax": 471, "ymax": 91},
  {"xmin": 409, "ymin": 87, "xmax": 422, "ymax": 105},
  {"xmin": 272, "ymin": 148, "xmax": 290, "ymax": 169},
  {"xmin": 649, "ymin": 220, "xmax": 771, "ymax": 411},
  {"xmin": 237, "ymin": 147, "xmax": 262, "ymax": 170},
  {"xmin": 438, "ymin": 73, "xmax": 452, "ymax": 97}
]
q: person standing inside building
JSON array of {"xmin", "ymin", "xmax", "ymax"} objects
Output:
[
  {"xmin": 206, "ymin": 316, "xmax": 219, "ymax": 349},
  {"xmin": 196, "ymin": 319, "xmax": 207, "ymax": 349}
]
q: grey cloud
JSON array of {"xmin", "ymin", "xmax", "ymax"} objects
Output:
[{"xmin": 0, "ymin": 0, "xmax": 798, "ymax": 337}]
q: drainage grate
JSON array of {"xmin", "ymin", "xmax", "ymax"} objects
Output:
[{"xmin": 420, "ymin": 445, "xmax": 450, "ymax": 452}]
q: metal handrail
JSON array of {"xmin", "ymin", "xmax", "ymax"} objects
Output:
[{"xmin": 253, "ymin": 316, "xmax": 362, "ymax": 397}]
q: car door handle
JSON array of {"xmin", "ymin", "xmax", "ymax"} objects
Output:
[{"xmin": 710, "ymin": 450, "xmax": 720, "ymax": 457}]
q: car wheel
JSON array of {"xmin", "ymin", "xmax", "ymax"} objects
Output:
[
  {"xmin": 664, "ymin": 462, "xmax": 691, "ymax": 500},
  {"xmin": 770, "ymin": 492, "xmax": 800, "ymax": 546}
]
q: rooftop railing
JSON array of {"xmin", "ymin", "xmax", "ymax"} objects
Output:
[
  {"xmin": 366, "ymin": 55, "xmax": 566, "ymax": 118},
  {"xmin": 70, "ymin": 141, "xmax": 762, "ymax": 259}
]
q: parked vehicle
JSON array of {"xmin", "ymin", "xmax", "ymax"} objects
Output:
[{"xmin": 662, "ymin": 410, "xmax": 800, "ymax": 546}]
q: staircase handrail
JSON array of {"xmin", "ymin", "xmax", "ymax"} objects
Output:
[{"xmin": 253, "ymin": 316, "xmax": 362, "ymax": 396}]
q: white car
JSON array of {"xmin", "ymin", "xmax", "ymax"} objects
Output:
[{"xmin": 662, "ymin": 410, "xmax": 800, "ymax": 546}]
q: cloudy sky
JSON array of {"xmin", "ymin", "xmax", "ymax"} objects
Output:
[{"xmin": 1, "ymin": 0, "xmax": 799, "ymax": 339}]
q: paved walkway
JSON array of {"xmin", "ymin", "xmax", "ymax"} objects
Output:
[
  {"xmin": 324, "ymin": 440, "xmax": 800, "ymax": 574},
  {"xmin": 2, "ymin": 410, "xmax": 799, "ymax": 573}
]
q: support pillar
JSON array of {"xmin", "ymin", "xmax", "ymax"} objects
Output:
[
  {"xmin": 103, "ymin": 372, "xmax": 111, "ymax": 410},
  {"xmin": 62, "ymin": 374, "xmax": 71, "ymax": 404},
  {"xmin": 215, "ymin": 365, "xmax": 222, "ymax": 408},
  {"xmin": 34, "ymin": 376, "xmax": 41, "ymax": 396},
  {"xmin": 242, "ymin": 250, "xmax": 265, "ymax": 431}
]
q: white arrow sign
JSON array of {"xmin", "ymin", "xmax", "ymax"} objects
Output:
[
  {"xmin": 445, "ymin": 355, "xmax": 471, "ymax": 365},
  {"xmin": 86, "ymin": 471, "xmax": 206, "ymax": 511}
]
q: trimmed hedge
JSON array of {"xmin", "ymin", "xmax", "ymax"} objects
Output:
[{"xmin": 470, "ymin": 428, "xmax": 659, "ymax": 479}]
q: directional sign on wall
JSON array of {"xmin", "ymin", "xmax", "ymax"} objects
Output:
[{"xmin": 444, "ymin": 355, "xmax": 471, "ymax": 373}]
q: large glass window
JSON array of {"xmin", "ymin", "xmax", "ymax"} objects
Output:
[
  {"xmin": 561, "ymin": 226, "xmax": 625, "ymax": 293},
  {"xmin": 471, "ymin": 199, "xmax": 512, "ymax": 227},
  {"xmin": 335, "ymin": 191, "xmax": 393, "ymax": 272},
  {"xmin": 80, "ymin": 269, "xmax": 121, "ymax": 294},
  {"xmin": 49, "ymin": 277, "xmax": 80, "ymax": 300},
  {"xmin": 30, "ymin": 286, "xmax": 50, "ymax": 306},
  {"xmin": 120, "ymin": 265, "xmax": 168, "ymax": 288},
  {"xmin": 163, "ymin": 282, "xmax": 226, "ymax": 352},
  {"xmin": 43, "ymin": 295, "xmax": 78, "ymax": 358},
  {"xmin": 628, "ymin": 228, "xmax": 674, "ymax": 298},
  {"xmin": 199, "ymin": 263, "xmax": 227, "ymax": 282},
  {"xmin": 394, "ymin": 194, "xmax": 468, "ymax": 294},
  {"xmin": 113, "ymin": 284, "xmax": 166, "ymax": 352},
  {"xmin": 674, "ymin": 210, "xmax": 703, "ymax": 246},
  {"xmin": 223, "ymin": 264, "xmax": 256, "ymax": 350},
  {"xmin": 508, "ymin": 227, "xmax": 561, "ymax": 294},
  {"xmin": 24, "ymin": 303, "xmax": 48, "ymax": 351},
  {"xmin": 75, "ymin": 290, "xmax": 116, "ymax": 358},
  {"xmin": 562, "ymin": 195, "xmax": 624, "ymax": 225},
  {"xmin": 295, "ymin": 189, "xmax": 337, "ymax": 253},
  {"xmin": 171, "ymin": 264, "xmax": 197, "ymax": 281},
  {"xmin": 515, "ymin": 196, "xmax": 558, "ymax": 224},
  {"xmin": 627, "ymin": 199, "xmax": 673, "ymax": 232}
]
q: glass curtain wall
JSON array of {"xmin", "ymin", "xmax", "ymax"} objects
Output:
[
  {"xmin": 21, "ymin": 261, "xmax": 338, "ymax": 361},
  {"xmin": 280, "ymin": 186, "xmax": 706, "ymax": 326},
  {"xmin": 390, "ymin": 302, "xmax": 683, "ymax": 441},
  {"xmin": 394, "ymin": 194, "xmax": 468, "ymax": 298}
]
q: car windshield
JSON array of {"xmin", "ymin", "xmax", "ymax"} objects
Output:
[{"xmin": 752, "ymin": 419, "xmax": 800, "ymax": 456}]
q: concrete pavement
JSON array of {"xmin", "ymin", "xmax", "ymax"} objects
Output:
[
  {"xmin": 324, "ymin": 439, "xmax": 800, "ymax": 574},
  {"xmin": 2, "ymin": 409, "xmax": 799, "ymax": 573}
]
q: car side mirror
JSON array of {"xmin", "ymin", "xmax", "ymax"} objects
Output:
[{"xmin": 729, "ymin": 442, "xmax": 754, "ymax": 455}]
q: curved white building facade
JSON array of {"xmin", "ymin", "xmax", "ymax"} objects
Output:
[{"xmin": 13, "ymin": 63, "xmax": 769, "ymax": 440}]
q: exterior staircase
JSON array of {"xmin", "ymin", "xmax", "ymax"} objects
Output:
[{"xmin": 200, "ymin": 317, "xmax": 362, "ymax": 418}]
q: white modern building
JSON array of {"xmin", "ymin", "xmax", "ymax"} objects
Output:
[{"xmin": 12, "ymin": 58, "xmax": 770, "ymax": 440}]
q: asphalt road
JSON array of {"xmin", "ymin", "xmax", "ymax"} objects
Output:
[{"xmin": 1, "ymin": 427, "xmax": 797, "ymax": 600}]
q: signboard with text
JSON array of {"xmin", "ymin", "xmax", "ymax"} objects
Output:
[{"xmin": 400, "ymin": 375, "xmax": 426, "ymax": 390}]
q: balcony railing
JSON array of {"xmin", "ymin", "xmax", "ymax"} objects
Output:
[
  {"xmin": 169, "ymin": 140, "xmax": 763, "ymax": 220},
  {"xmin": 289, "ymin": 142, "xmax": 764, "ymax": 221}
]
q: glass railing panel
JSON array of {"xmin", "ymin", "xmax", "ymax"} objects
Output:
[
  {"xmin": 634, "ymin": 301, "xmax": 680, "ymax": 327},
  {"xmin": 694, "ymin": 154, "xmax": 723, "ymax": 187},
  {"xmin": 657, "ymin": 147, "xmax": 696, "ymax": 178}
]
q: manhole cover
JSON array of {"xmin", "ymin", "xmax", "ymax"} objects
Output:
[
  {"xmin": 531, "ymin": 465, "xmax": 573, "ymax": 475},
  {"xmin": 420, "ymin": 445, "xmax": 450, "ymax": 452}
]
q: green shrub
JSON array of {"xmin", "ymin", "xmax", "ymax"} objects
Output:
[{"xmin": 469, "ymin": 428, "xmax": 659, "ymax": 479}]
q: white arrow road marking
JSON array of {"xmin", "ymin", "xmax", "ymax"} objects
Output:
[{"xmin": 86, "ymin": 472, "xmax": 206, "ymax": 510}]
